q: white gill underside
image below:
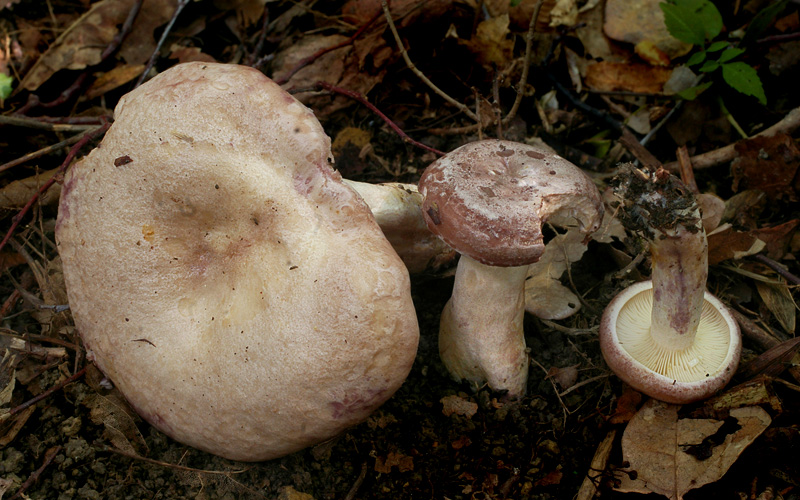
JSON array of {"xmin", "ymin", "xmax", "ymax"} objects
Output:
[{"xmin": 616, "ymin": 288, "xmax": 732, "ymax": 382}]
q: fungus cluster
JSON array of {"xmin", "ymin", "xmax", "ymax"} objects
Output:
[{"xmin": 56, "ymin": 62, "xmax": 419, "ymax": 461}]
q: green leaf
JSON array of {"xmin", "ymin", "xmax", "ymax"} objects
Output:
[
  {"xmin": 659, "ymin": 0, "xmax": 723, "ymax": 45},
  {"xmin": 742, "ymin": 0, "xmax": 789, "ymax": 45},
  {"xmin": 676, "ymin": 81, "xmax": 714, "ymax": 100},
  {"xmin": 707, "ymin": 41, "xmax": 730, "ymax": 52},
  {"xmin": 721, "ymin": 62, "xmax": 767, "ymax": 105},
  {"xmin": 699, "ymin": 59, "xmax": 720, "ymax": 72},
  {"xmin": 0, "ymin": 74, "xmax": 12, "ymax": 102},
  {"xmin": 686, "ymin": 51, "xmax": 706, "ymax": 66},
  {"xmin": 717, "ymin": 47, "xmax": 745, "ymax": 63},
  {"xmin": 509, "ymin": 0, "xmax": 523, "ymax": 6}
]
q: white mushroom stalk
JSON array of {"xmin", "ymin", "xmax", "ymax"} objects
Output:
[
  {"xmin": 600, "ymin": 166, "xmax": 741, "ymax": 403},
  {"xmin": 342, "ymin": 179, "xmax": 456, "ymax": 274},
  {"xmin": 419, "ymin": 140, "xmax": 604, "ymax": 399},
  {"xmin": 438, "ymin": 256, "xmax": 529, "ymax": 395}
]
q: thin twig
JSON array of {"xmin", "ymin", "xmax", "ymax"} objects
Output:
[
  {"xmin": 429, "ymin": 1, "xmax": 543, "ymax": 136},
  {"xmin": 618, "ymin": 127, "xmax": 661, "ymax": 170},
  {"xmin": 274, "ymin": 9, "xmax": 382, "ymax": 85},
  {"xmin": 9, "ymin": 446, "xmax": 61, "ymax": 500},
  {"xmin": 313, "ymin": 81, "xmax": 445, "ymax": 156},
  {"xmin": 0, "ymin": 122, "xmax": 110, "ymax": 254},
  {"xmin": 381, "ymin": 0, "xmax": 478, "ymax": 122},
  {"xmin": 675, "ymin": 145, "xmax": 699, "ymax": 194},
  {"xmin": 0, "ymin": 132, "xmax": 84, "ymax": 174},
  {"xmin": 245, "ymin": 6, "xmax": 270, "ymax": 67},
  {"xmin": 0, "ymin": 115, "xmax": 98, "ymax": 132},
  {"xmin": 662, "ymin": 106, "xmax": 800, "ymax": 171},
  {"xmin": 135, "ymin": 0, "xmax": 191, "ymax": 88},
  {"xmin": 343, "ymin": 462, "xmax": 369, "ymax": 500},
  {"xmin": 103, "ymin": 446, "xmax": 250, "ymax": 476},
  {"xmin": 752, "ymin": 254, "xmax": 800, "ymax": 285},
  {"xmin": 502, "ymin": 0, "xmax": 544, "ymax": 125},
  {"xmin": 2, "ymin": 367, "xmax": 87, "ymax": 422}
]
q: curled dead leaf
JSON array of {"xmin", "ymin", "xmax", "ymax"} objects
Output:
[
  {"xmin": 441, "ymin": 395, "xmax": 478, "ymax": 418},
  {"xmin": 584, "ymin": 62, "xmax": 673, "ymax": 94},
  {"xmin": 617, "ymin": 399, "xmax": 771, "ymax": 500}
]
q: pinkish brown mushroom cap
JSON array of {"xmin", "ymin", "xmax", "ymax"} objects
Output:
[
  {"xmin": 418, "ymin": 139, "xmax": 603, "ymax": 267},
  {"xmin": 56, "ymin": 62, "xmax": 419, "ymax": 461}
]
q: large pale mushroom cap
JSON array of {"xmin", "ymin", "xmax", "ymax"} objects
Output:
[
  {"xmin": 418, "ymin": 139, "xmax": 604, "ymax": 267},
  {"xmin": 599, "ymin": 280, "xmax": 741, "ymax": 404},
  {"xmin": 56, "ymin": 62, "xmax": 419, "ymax": 461}
]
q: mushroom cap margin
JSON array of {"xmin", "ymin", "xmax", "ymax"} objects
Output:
[
  {"xmin": 418, "ymin": 139, "xmax": 604, "ymax": 267},
  {"xmin": 599, "ymin": 280, "xmax": 741, "ymax": 404}
]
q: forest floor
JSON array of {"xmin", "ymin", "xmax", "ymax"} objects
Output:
[{"xmin": 0, "ymin": 0, "xmax": 799, "ymax": 499}]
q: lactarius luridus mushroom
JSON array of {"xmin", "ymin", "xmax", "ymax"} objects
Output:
[
  {"xmin": 418, "ymin": 139, "xmax": 604, "ymax": 398},
  {"xmin": 55, "ymin": 62, "xmax": 419, "ymax": 461},
  {"xmin": 599, "ymin": 166, "xmax": 741, "ymax": 404}
]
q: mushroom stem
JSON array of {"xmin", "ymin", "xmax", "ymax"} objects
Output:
[
  {"xmin": 439, "ymin": 255, "xmax": 529, "ymax": 398},
  {"xmin": 649, "ymin": 216, "xmax": 708, "ymax": 350},
  {"xmin": 343, "ymin": 179, "xmax": 455, "ymax": 274}
]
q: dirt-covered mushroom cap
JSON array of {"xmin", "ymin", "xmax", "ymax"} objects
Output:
[
  {"xmin": 55, "ymin": 62, "xmax": 419, "ymax": 461},
  {"xmin": 419, "ymin": 139, "xmax": 603, "ymax": 267}
]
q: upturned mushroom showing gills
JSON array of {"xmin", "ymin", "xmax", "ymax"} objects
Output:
[
  {"xmin": 418, "ymin": 140, "xmax": 604, "ymax": 398},
  {"xmin": 55, "ymin": 62, "xmax": 419, "ymax": 461},
  {"xmin": 599, "ymin": 166, "xmax": 741, "ymax": 404}
]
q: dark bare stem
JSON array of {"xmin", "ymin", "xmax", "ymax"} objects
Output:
[
  {"xmin": 502, "ymin": 0, "xmax": 544, "ymax": 125},
  {"xmin": 752, "ymin": 254, "xmax": 800, "ymax": 285},
  {"xmin": 313, "ymin": 81, "xmax": 445, "ymax": 156},
  {"xmin": 0, "ymin": 122, "xmax": 110, "ymax": 254},
  {"xmin": 135, "ymin": 0, "xmax": 191, "ymax": 88},
  {"xmin": 4, "ymin": 368, "xmax": 87, "ymax": 420},
  {"xmin": 381, "ymin": 0, "xmax": 478, "ymax": 122},
  {"xmin": 9, "ymin": 446, "xmax": 61, "ymax": 500},
  {"xmin": 273, "ymin": 10, "xmax": 382, "ymax": 85},
  {"xmin": 0, "ymin": 132, "xmax": 84, "ymax": 174},
  {"xmin": 245, "ymin": 6, "xmax": 270, "ymax": 67},
  {"xmin": 663, "ymin": 106, "xmax": 800, "ymax": 171}
]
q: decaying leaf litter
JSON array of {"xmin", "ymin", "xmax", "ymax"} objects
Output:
[{"xmin": 0, "ymin": 0, "xmax": 799, "ymax": 498}]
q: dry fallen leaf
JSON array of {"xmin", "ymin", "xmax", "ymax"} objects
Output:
[
  {"xmin": 461, "ymin": 14, "xmax": 515, "ymax": 68},
  {"xmin": 616, "ymin": 399, "xmax": 772, "ymax": 500},
  {"xmin": 755, "ymin": 280, "xmax": 796, "ymax": 334},
  {"xmin": 604, "ymin": 0, "xmax": 691, "ymax": 61},
  {"xmin": 546, "ymin": 364, "xmax": 579, "ymax": 390},
  {"xmin": 584, "ymin": 61, "xmax": 673, "ymax": 94},
  {"xmin": 0, "ymin": 167, "xmax": 61, "ymax": 211},
  {"xmin": 374, "ymin": 451, "xmax": 414, "ymax": 473},
  {"xmin": 85, "ymin": 64, "xmax": 145, "ymax": 101},
  {"xmin": 731, "ymin": 133, "xmax": 800, "ymax": 202},
  {"xmin": 525, "ymin": 228, "xmax": 587, "ymax": 320},
  {"xmin": 706, "ymin": 223, "xmax": 766, "ymax": 265},
  {"xmin": 707, "ymin": 219, "xmax": 799, "ymax": 265},
  {"xmin": 441, "ymin": 395, "xmax": 478, "ymax": 418},
  {"xmin": 85, "ymin": 391, "xmax": 149, "ymax": 455},
  {"xmin": 21, "ymin": 0, "xmax": 178, "ymax": 91}
]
